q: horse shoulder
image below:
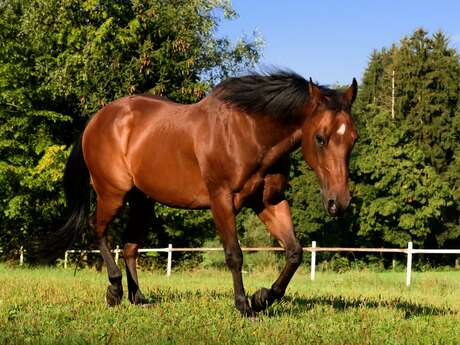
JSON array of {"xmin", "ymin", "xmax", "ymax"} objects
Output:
[
  {"xmin": 193, "ymin": 103, "xmax": 262, "ymax": 192},
  {"xmin": 230, "ymin": 127, "xmax": 300, "ymax": 210}
]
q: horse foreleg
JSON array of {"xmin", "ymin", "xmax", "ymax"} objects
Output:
[
  {"xmin": 210, "ymin": 193, "xmax": 254, "ymax": 316},
  {"xmin": 251, "ymin": 200, "xmax": 303, "ymax": 312},
  {"xmin": 123, "ymin": 189, "xmax": 154, "ymax": 305}
]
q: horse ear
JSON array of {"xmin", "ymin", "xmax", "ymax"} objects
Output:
[
  {"xmin": 308, "ymin": 78, "xmax": 323, "ymax": 100},
  {"xmin": 343, "ymin": 78, "xmax": 358, "ymax": 104}
]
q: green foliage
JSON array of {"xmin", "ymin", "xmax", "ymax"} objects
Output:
[
  {"xmin": 1, "ymin": 0, "xmax": 459, "ymax": 270},
  {"xmin": 288, "ymin": 29, "xmax": 460, "ymax": 254},
  {"xmin": 0, "ymin": 0, "xmax": 260, "ymax": 257},
  {"xmin": 357, "ymin": 29, "xmax": 460, "ymax": 172},
  {"xmin": 353, "ymin": 29, "xmax": 460, "ymax": 250},
  {"xmin": 152, "ymin": 207, "xmax": 215, "ymax": 249},
  {"xmin": 395, "ymin": 30, "xmax": 460, "ymax": 172},
  {"xmin": 352, "ymin": 111, "xmax": 453, "ymax": 247}
]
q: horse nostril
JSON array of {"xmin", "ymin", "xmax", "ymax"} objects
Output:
[{"xmin": 327, "ymin": 199, "xmax": 337, "ymax": 215}]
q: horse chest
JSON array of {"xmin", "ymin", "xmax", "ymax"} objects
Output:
[
  {"xmin": 233, "ymin": 169, "xmax": 288, "ymax": 210},
  {"xmin": 234, "ymin": 172, "xmax": 264, "ymax": 204},
  {"xmin": 229, "ymin": 143, "xmax": 291, "ymax": 210}
]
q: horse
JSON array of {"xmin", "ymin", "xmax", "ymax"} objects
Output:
[{"xmin": 47, "ymin": 70, "xmax": 358, "ymax": 316}]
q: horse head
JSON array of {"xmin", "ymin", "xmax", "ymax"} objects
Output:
[{"xmin": 301, "ymin": 79, "xmax": 358, "ymax": 217}]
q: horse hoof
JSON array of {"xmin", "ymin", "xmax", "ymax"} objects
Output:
[
  {"xmin": 251, "ymin": 288, "xmax": 271, "ymax": 312},
  {"xmin": 239, "ymin": 306, "xmax": 256, "ymax": 318},
  {"xmin": 106, "ymin": 285, "xmax": 123, "ymax": 306},
  {"xmin": 235, "ymin": 296, "xmax": 255, "ymax": 317},
  {"xmin": 130, "ymin": 290, "xmax": 149, "ymax": 305}
]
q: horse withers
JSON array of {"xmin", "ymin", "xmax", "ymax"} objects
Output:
[{"xmin": 46, "ymin": 71, "xmax": 358, "ymax": 316}]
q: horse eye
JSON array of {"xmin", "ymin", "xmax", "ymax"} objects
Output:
[{"xmin": 315, "ymin": 134, "xmax": 326, "ymax": 147}]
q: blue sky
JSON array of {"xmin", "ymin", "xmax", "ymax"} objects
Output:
[{"xmin": 218, "ymin": 1, "xmax": 460, "ymax": 85}]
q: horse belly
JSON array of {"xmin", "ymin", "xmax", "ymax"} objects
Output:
[{"xmin": 129, "ymin": 139, "xmax": 210, "ymax": 209}]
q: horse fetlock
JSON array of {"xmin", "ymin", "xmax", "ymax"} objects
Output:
[
  {"xmin": 105, "ymin": 284, "xmax": 123, "ymax": 306},
  {"xmin": 129, "ymin": 290, "xmax": 148, "ymax": 305},
  {"xmin": 270, "ymin": 286, "xmax": 285, "ymax": 300},
  {"xmin": 251, "ymin": 287, "xmax": 276, "ymax": 312}
]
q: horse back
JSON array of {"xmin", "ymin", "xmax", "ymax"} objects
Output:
[{"xmin": 83, "ymin": 95, "xmax": 211, "ymax": 208}]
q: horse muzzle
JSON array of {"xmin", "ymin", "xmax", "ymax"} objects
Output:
[{"xmin": 322, "ymin": 190, "xmax": 351, "ymax": 218}]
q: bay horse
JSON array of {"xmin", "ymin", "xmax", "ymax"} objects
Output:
[{"xmin": 48, "ymin": 71, "xmax": 358, "ymax": 316}]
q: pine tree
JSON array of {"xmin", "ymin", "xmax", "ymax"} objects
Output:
[{"xmin": 354, "ymin": 28, "xmax": 460, "ymax": 249}]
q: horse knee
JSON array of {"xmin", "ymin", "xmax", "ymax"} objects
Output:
[
  {"xmin": 123, "ymin": 243, "xmax": 139, "ymax": 260},
  {"xmin": 225, "ymin": 247, "xmax": 243, "ymax": 271},
  {"xmin": 287, "ymin": 243, "xmax": 303, "ymax": 266}
]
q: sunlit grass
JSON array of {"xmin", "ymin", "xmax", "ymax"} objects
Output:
[{"xmin": 0, "ymin": 264, "xmax": 459, "ymax": 344}]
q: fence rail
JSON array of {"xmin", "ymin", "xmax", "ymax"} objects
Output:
[{"xmin": 6, "ymin": 242, "xmax": 460, "ymax": 287}]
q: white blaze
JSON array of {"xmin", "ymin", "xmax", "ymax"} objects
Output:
[{"xmin": 337, "ymin": 123, "xmax": 346, "ymax": 136}]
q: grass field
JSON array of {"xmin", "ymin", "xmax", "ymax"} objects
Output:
[{"xmin": 0, "ymin": 264, "xmax": 459, "ymax": 345}]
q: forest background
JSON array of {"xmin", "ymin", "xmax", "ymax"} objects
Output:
[{"xmin": 1, "ymin": 0, "xmax": 459, "ymax": 267}]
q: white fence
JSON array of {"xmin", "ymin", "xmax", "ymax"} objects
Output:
[{"xmin": 10, "ymin": 242, "xmax": 460, "ymax": 287}]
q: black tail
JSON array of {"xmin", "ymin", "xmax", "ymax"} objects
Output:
[{"xmin": 42, "ymin": 135, "xmax": 90, "ymax": 263}]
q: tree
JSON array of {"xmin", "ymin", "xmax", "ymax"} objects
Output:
[
  {"xmin": 358, "ymin": 29, "xmax": 460, "ymax": 174},
  {"xmin": 353, "ymin": 29, "xmax": 460, "ymax": 251},
  {"xmin": 394, "ymin": 29, "xmax": 460, "ymax": 172},
  {"xmin": 356, "ymin": 46, "xmax": 397, "ymax": 117},
  {"xmin": 0, "ymin": 0, "xmax": 261, "ymax": 258},
  {"xmin": 351, "ymin": 110, "xmax": 453, "ymax": 248}
]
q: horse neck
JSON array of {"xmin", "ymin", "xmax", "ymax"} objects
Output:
[{"xmin": 252, "ymin": 116, "xmax": 303, "ymax": 170}]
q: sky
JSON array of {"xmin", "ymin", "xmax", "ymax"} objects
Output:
[{"xmin": 218, "ymin": 1, "xmax": 460, "ymax": 85}]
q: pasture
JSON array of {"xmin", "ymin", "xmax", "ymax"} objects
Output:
[{"xmin": 0, "ymin": 264, "xmax": 459, "ymax": 345}]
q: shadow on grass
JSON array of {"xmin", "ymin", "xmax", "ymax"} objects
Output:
[
  {"xmin": 275, "ymin": 294, "xmax": 456, "ymax": 318},
  {"xmin": 145, "ymin": 287, "xmax": 232, "ymax": 303},
  {"xmin": 145, "ymin": 288, "xmax": 456, "ymax": 318}
]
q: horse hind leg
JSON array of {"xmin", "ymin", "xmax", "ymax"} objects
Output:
[
  {"xmin": 123, "ymin": 188, "xmax": 154, "ymax": 305},
  {"xmin": 93, "ymin": 191, "xmax": 127, "ymax": 306}
]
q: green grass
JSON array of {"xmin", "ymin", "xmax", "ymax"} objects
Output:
[{"xmin": 0, "ymin": 264, "xmax": 459, "ymax": 344}]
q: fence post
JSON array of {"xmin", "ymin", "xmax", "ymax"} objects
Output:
[
  {"xmin": 115, "ymin": 245, "xmax": 120, "ymax": 263},
  {"xmin": 167, "ymin": 244, "xmax": 172, "ymax": 277},
  {"xmin": 64, "ymin": 251, "xmax": 68, "ymax": 269},
  {"xmin": 406, "ymin": 242, "xmax": 413, "ymax": 287},
  {"xmin": 19, "ymin": 246, "xmax": 24, "ymax": 266},
  {"xmin": 310, "ymin": 241, "xmax": 316, "ymax": 281}
]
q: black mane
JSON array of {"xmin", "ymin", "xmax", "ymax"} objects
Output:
[{"xmin": 212, "ymin": 70, "xmax": 341, "ymax": 120}]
